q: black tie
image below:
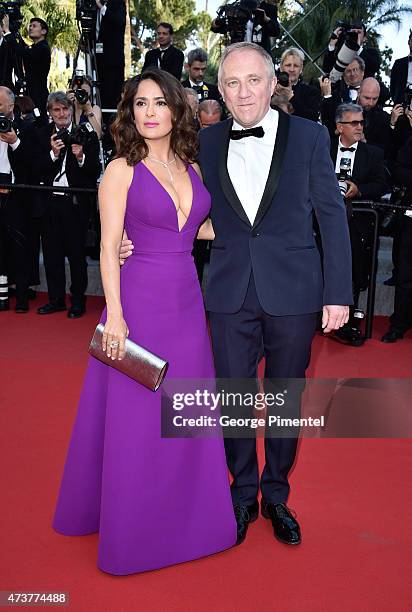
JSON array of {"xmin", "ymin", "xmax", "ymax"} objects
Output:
[
  {"xmin": 230, "ymin": 126, "xmax": 264, "ymax": 140},
  {"xmin": 340, "ymin": 147, "xmax": 355, "ymax": 152}
]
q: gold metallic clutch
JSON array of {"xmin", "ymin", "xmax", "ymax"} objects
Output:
[{"xmin": 88, "ymin": 323, "xmax": 169, "ymax": 391}]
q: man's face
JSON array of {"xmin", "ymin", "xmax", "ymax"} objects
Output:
[
  {"xmin": 219, "ymin": 49, "xmax": 276, "ymax": 128},
  {"xmin": 199, "ymin": 110, "xmax": 221, "ymax": 128},
  {"xmin": 358, "ymin": 84, "xmax": 380, "ymax": 111},
  {"xmin": 351, "ymin": 26, "xmax": 365, "ymax": 45},
  {"xmin": 344, "ymin": 60, "xmax": 364, "ymax": 87},
  {"xmin": 28, "ymin": 20, "xmax": 46, "ymax": 42},
  {"xmin": 49, "ymin": 103, "xmax": 72, "ymax": 129},
  {"xmin": 187, "ymin": 61, "xmax": 207, "ymax": 84},
  {"xmin": 157, "ymin": 26, "xmax": 172, "ymax": 48},
  {"xmin": 336, "ymin": 111, "xmax": 364, "ymax": 145},
  {"xmin": 280, "ymin": 55, "xmax": 303, "ymax": 85},
  {"xmin": 0, "ymin": 91, "xmax": 14, "ymax": 118}
]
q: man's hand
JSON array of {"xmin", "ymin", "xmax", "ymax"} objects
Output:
[
  {"xmin": 322, "ymin": 305, "xmax": 349, "ymax": 333},
  {"xmin": 51, "ymin": 133, "xmax": 65, "ymax": 157},
  {"xmin": 329, "ymin": 27, "xmax": 343, "ymax": 48},
  {"xmin": 0, "ymin": 128, "xmax": 17, "ymax": 145},
  {"xmin": 119, "ymin": 235, "xmax": 134, "ymax": 266},
  {"xmin": 345, "ymin": 180, "xmax": 359, "ymax": 199},
  {"xmin": 275, "ymin": 82, "xmax": 293, "ymax": 101},
  {"xmin": 405, "ymin": 107, "xmax": 412, "ymax": 128},
  {"xmin": 2, "ymin": 14, "xmax": 10, "ymax": 34},
  {"xmin": 390, "ymin": 103, "xmax": 404, "ymax": 127},
  {"xmin": 319, "ymin": 76, "xmax": 332, "ymax": 97},
  {"xmin": 95, "ymin": 0, "xmax": 104, "ymax": 9},
  {"xmin": 71, "ymin": 143, "xmax": 84, "ymax": 161}
]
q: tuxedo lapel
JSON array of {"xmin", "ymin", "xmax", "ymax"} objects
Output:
[
  {"xmin": 351, "ymin": 142, "xmax": 365, "ymax": 183},
  {"xmin": 218, "ymin": 119, "xmax": 251, "ymax": 227},
  {"xmin": 253, "ymin": 109, "xmax": 290, "ymax": 229}
]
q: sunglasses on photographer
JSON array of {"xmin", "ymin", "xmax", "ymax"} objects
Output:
[{"xmin": 338, "ymin": 120, "xmax": 365, "ymax": 126}]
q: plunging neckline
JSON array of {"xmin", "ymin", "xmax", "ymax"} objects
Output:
[{"xmin": 140, "ymin": 161, "xmax": 194, "ymax": 233}]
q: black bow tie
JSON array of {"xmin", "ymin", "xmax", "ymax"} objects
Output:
[
  {"xmin": 349, "ymin": 86, "xmax": 360, "ymax": 91},
  {"xmin": 340, "ymin": 147, "xmax": 355, "ymax": 152},
  {"xmin": 230, "ymin": 126, "xmax": 265, "ymax": 140}
]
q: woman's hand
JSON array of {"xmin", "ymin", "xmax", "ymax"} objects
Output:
[{"xmin": 102, "ymin": 315, "xmax": 129, "ymax": 361}]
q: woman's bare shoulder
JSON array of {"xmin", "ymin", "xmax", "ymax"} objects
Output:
[{"xmin": 103, "ymin": 158, "xmax": 134, "ymax": 185}]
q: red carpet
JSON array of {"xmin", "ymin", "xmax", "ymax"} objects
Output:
[{"xmin": 1, "ymin": 295, "xmax": 411, "ymax": 611}]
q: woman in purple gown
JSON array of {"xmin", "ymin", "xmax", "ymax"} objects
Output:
[{"xmin": 53, "ymin": 70, "xmax": 237, "ymax": 575}]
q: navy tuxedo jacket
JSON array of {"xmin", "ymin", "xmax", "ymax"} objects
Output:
[{"xmin": 198, "ymin": 110, "xmax": 353, "ymax": 315}]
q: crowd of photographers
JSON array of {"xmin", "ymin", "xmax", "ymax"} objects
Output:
[{"xmin": 0, "ymin": 5, "xmax": 412, "ymax": 346}]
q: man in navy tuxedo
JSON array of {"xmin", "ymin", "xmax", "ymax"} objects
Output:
[{"xmin": 198, "ymin": 42, "xmax": 352, "ymax": 546}]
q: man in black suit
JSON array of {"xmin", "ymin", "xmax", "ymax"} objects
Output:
[
  {"xmin": 211, "ymin": 0, "xmax": 279, "ymax": 53},
  {"xmin": 331, "ymin": 103, "xmax": 386, "ymax": 345},
  {"xmin": 381, "ymin": 136, "xmax": 412, "ymax": 343},
  {"xmin": 198, "ymin": 43, "xmax": 352, "ymax": 546},
  {"xmin": 323, "ymin": 21, "xmax": 381, "ymax": 79},
  {"xmin": 356, "ymin": 78, "xmax": 393, "ymax": 155},
  {"xmin": 275, "ymin": 47, "xmax": 321, "ymax": 122},
  {"xmin": 3, "ymin": 17, "xmax": 50, "ymax": 119},
  {"xmin": 181, "ymin": 48, "xmax": 222, "ymax": 104},
  {"xmin": 142, "ymin": 23, "xmax": 184, "ymax": 81},
  {"xmin": 390, "ymin": 30, "xmax": 412, "ymax": 105},
  {"xmin": 34, "ymin": 92, "xmax": 101, "ymax": 318},
  {"xmin": 95, "ymin": 0, "xmax": 126, "ymax": 112},
  {"xmin": 0, "ymin": 86, "xmax": 32, "ymax": 312}
]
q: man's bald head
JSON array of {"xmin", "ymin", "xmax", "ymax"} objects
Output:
[
  {"xmin": 358, "ymin": 77, "xmax": 380, "ymax": 111},
  {"xmin": 198, "ymin": 99, "xmax": 222, "ymax": 128},
  {"xmin": 0, "ymin": 86, "xmax": 15, "ymax": 118}
]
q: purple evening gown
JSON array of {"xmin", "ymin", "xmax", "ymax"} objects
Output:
[{"xmin": 53, "ymin": 162, "xmax": 237, "ymax": 575}]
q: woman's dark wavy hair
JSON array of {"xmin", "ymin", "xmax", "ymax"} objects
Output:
[{"xmin": 111, "ymin": 69, "xmax": 198, "ymax": 166}]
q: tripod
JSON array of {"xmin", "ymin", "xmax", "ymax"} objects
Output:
[{"xmin": 71, "ymin": 27, "xmax": 102, "ymax": 108}]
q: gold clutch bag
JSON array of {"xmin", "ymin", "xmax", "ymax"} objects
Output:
[{"xmin": 88, "ymin": 324, "xmax": 169, "ymax": 391}]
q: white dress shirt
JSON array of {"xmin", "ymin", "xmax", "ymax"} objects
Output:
[
  {"xmin": 0, "ymin": 130, "xmax": 20, "ymax": 181},
  {"xmin": 50, "ymin": 123, "xmax": 84, "ymax": 195},
  {"xmin": 408, "ymin": 57, "xmax": 412, "ymax": 86},
  {"xmin": 228, "ymin": 107, "xmax": 279, "ymax": 224},
  {"xmin": 335, "ymin": 137, "xmax": 358, "ymax": 175}
]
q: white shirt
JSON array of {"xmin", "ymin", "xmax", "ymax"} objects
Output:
[
  {"xmin": 408, "ymin": 57, "xmax": 412, "ymax": 86},
  {"xmin": 50, "ymin": 123, "xmax": 84, "ymax": 194},
  {"xmin": 228, "ymin": 107, "xmax": 278, "ymax": 224},
  {"xmin": 335, "ymin": 137, "xmax": 358, "ymax": 175},
  {"xmin": 0, "ymin": 130, "xmax": 20, "ymax": 182}
]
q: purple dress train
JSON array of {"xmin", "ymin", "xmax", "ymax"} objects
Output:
[{"xmin": 53, "ymin": 163, "xmax": 237, "ymax": 575}]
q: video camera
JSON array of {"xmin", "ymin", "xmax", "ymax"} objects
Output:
[
  {"xmin": 55, "ymin": 122, "xmax": 95, "ymax": 149},
  {"xmin": 328, "ymin": 20, "xmax": 362, "ymax": 84},
  {"xmin": 76, "ymin": 0, "xmax": 103, "ymax": 35},
  {"xmin": 0, "ymin": 0, "xmax": 23, "ymax": 34},
  {"xmin": 215, "ymin": 0, "xmax": 265, "ymax": 45}
]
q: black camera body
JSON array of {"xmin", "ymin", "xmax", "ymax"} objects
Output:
[
  {"xmin": 0, "ymin": 0, "xmax": 23, "ymax": 34},
  {"xmin": 402, "ymin": 84, "xmax": 412, "ymax": 110},
  {"xmin": 74, "ymin": 89, "xmax": 89, "ymax": 105},
  {"xmin": 277, "ymin": 71, "xmax": 289, "ymax": 88},
  {"xmin": 0, "ymin": 113, "xmax": 14, "ymax": 133},
  {"xmin": 332, "ymin": 21, "xmax": 360, "ymax": 50},
  {"xmin": 76, "ymin": 0, "xmax": 98, "ymax": 34},
  {"xmin": 55, "ymin": 122, "xmax": 95, "ymax": 149},
  {"xmin": 215, "ymin": 0, "xmax": 263, "ymax": 44}
]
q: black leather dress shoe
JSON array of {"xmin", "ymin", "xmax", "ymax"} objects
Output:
[
  {"xmin": 67, "ymin": 305, "xmax": 86, "ymax": 319},
  {"xmin": 0, "ymin": 299, "xmax": 9, "ymax": 311},
  {"xmin": 37, "ymin": 301, "xmax": 66, "ymax": 315},
  {"xmin": 234, "ymin": 501, "xmax": 259, "ymax": 545},
  {"xmin": 15, "ymin": 301, "xmax": 29, "ymax": 313},
  {"xmin": 261, "ymin": 501, "xmax": 301, "ymax": 545},
  {"xmin": 334, "ymin": 325, "xmax": 365, "ymax": 347},
  {"xmin": 381, "ymin": 329, "xmax": 404, "ymax": 343}
]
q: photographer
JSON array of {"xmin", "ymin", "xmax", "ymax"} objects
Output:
[
  {"xmin": 323, "ymin": 21, "xmax": 381, "ymax": 79},
  {"xmin": 390, "ymin": 30, "xmax": 412, "ymax": 105},
  {"xmin": 275, "ymin": 47, "xmax": 321, "ymax": 122},
  {"xmin": 0, "ymin": 86, "xmax": 33, "ymax": 312},
  {"xmin": 67, "ymin": 74, "xmax": 102, "ymax": 139},
  {"xmin": 3, "ymin": 16, "xmax": 50, "ymax": 119},
  {"xmin": 331, "ymin": 103, "xmax": 386, "ymax": 345},
  {"xmin": 33, "ymin": 92, "xmax": 100, "ymax": 319},
  {"xmin": 142, "ymin": 23, "xmax": 184, "ymax": 81},
  {"xmin": 0, "ymin": 24, "xmax": 13, "ymax": 90},
  {"xmin": 381, "ymin": 135, "xmax": 412, "ymax": 343},
  {"xmin": 181, "ymin": 48, "xmax": 222, "ymax": 104},
  {"xmin": 211, "ymin": 0, "xmax": 279, "ymax": 53}
]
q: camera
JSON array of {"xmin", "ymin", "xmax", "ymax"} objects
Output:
[
  {"xmin": 74, "ymin": 89, "xmax": 89, "ymax": 105},
  {"xmin": 76, "ymin": 0, "xmax": 99, "ymax": 35},
  {"xmin": 214, "ymin": 0, "xmax": 266, "ymax": 45},
  {"xmin": 329, "ymin": 20, "xmax": 361, "ymax": 84},
  {"xmin": 0, "ymin": 113, "xmax": 14, "ymax": 133},
  {"xmin": 402, "ymin": 84, "xmax": 412, "ymax": 110},
  {"xmin": 55, "ymin": 122, "xmax": 95, "ymax": 149},
  {"xmin": 277, "ymin": 71, "xmax": 289, "ymax": 88},
  {"xmin": 0, "ymin": 0, "xmax": 23, "ymax": 34},
  {"xmin": 337, "ymin": 157, "xmax": 351, "ymax": 197}
]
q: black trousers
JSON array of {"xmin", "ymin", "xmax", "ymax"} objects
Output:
[
  {"xmin": 209, "ymin": 273, "xmax": 318, "ymax": 506},
  {"xmin": 0, "ymin": 193, "xmax": 31, "ymax": 301},
  {"xmin": 41, "ymin": 195, "xmax": 89, "ymax": 304},
  {"xmin": 390, "ymin": 215, "xmax": 412, "ymax": 332}
]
